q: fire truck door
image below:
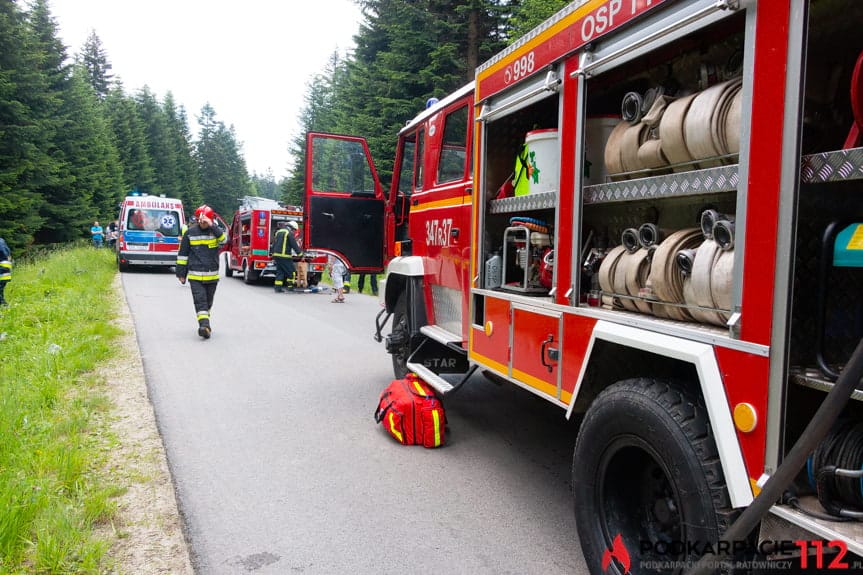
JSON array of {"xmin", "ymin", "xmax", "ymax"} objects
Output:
[
  {"xmin": 305, "ymin": 132, "xmax": 386, "ymax": 271},
  {"xmin": 511, "ymin": 304, "xmax": 562, "ymax": 401}
]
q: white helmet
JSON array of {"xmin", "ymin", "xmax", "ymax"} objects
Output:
[{"xmin": 286, "ymin": 220, "xmax": 299, "ymax": 230}]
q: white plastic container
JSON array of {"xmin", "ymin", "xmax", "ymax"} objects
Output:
[{"xmin": 514, "ymin": 129, "xmax": 559, "ymax": 195}]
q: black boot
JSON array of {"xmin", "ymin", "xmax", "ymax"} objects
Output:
[{"xmin": 197, "ymin": 321, "xmax": 211, "ymax": 339}]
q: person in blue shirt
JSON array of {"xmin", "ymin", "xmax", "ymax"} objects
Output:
[
  {"xmin": 90, "ymin": 221, "xmax": 104, "ymax": 247},
  {"xmin": 0, "ymin": 236, "xmax": 11, "ymax": 306}
]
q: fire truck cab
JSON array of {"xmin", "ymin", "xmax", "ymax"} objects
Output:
[
  {"xmin": 307, "ymin": 0, "xmax": 863, "ymax": 570},
  {"xmin": 224, "ymin": 196, "xmax": 325, "ymax": 286}
]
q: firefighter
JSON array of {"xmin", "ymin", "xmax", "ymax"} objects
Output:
[
  {"xmin": 176, "ymin": 205, "xmax": 227, "ymax": 339},
  {"xmin": 271, "ymin": 220, "xmax": 302, "ymax": 293},
  {"xmin": 0, "ymin": 236, "xmax": 11, "ymax": 306}
]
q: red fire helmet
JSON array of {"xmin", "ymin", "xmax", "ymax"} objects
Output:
[{"xmin": 194, "ymin": 205, "xmax": 215, "ymax": 221}]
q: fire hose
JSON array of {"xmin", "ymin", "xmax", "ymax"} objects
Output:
[
  {"xmin": 646, "ymin": 228, "xmax": 702, "ymax": 320},
  {"xmin": 597, "ymin": 245, "xmax": 627, "ymax": 309}
]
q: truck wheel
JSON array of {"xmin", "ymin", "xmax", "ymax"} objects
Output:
[
  {"xmin": 117, "ymin": 254, "xmax": 129, "ymax": 273},
  {"xmin": 390, "ymin": 292, "xmax": 410, "ymax": 378},
  {"xmin": 572, "ymin": 378, "xmax": 735, "ymax": 575},
  {"xmin": 224, "ymin": 253, "xmax": 233, "ymax": 277},
  {"xmin": 307, "ymin": 272, "xmax": 321, "ymax": 287},
  {"xmin": 243, "ymin": 262, "xmax": 257, "ymax": 284}
]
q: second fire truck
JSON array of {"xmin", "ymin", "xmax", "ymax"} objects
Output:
[
  {"xmin": 224, "ymin": 196, "xmax": 326, "ymax": 287},
  {"xmin": 305, "ymin": 0, "xmax": 863, "ymax": 571}
]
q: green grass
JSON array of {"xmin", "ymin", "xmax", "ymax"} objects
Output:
[{"xmin": 0, "ymin": 245, "xmax": 123, "ymax": 574}]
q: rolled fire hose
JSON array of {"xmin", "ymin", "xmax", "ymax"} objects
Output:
[
  {"xmin": 658, "ymin": 93, "xmax": 698, "ymax": 171},
  {"xmin": 700, "ymin": 209, "xmax": 725, "ymax": 240},
  {"xmin": 604, "ymin": 121, "xmax": 630, "ymax": 178},
  {"xmin": 621, "ymin": 228, "xmax": 641, "ymax": 253},
  {"xmin": 725, "ymin": 84, "xmax": 743, "ymax": 154},
  {"xmin": 684, "ymin": 78, "xmax": 743, "ymax": 167},
  {"xmin": 676, "ymin": 248, "xmax": 696, "ymax": 276},
  {"xmin": 621, "ymin": 91, "xmax": 644, "ymax": 123},
  {"xmin": 619, "ymin": 122, "xmax": 650, "ymax": 174},
  {"xmin": 641, "ymin": 87, "xmax": 661, "ymax": 117},
  {"xmin": 725, "ymin": 88, "xmax": 742, "ymax": 155},
  {"xmin": 641, "ymin": 94, "xmax": 671, "ymax": 127},
  {"xmin": 636, "ymin": 138, "xmax": 669, "ymax": 169},
  {"xmin": 614, "ymin": 248, "xmax": 652, "ymax": 313},
  {"xmin": 597, "ymin": 245, "xmax": 627, "ymax": 309},
  {"xmin": 637, "ymin": 223, "xmax": 668, "ymax": 248},
  {"xmin": 646, "ymin": 228, "xmax": 702, "ymax": 321},
  {"xmin": 713, "ymin": 218, "xmax": 735, "ymax": 251},
  {"xmin": 710, "ymin": 249, "xmax": 735, "ymax": 322},
  {"xmin": 624, "ymin": 247, "xmax": 654, "ymax": 314},
  {"xmin": 613, "ymin": 250, "xmax": 640, "ymax": 312},
  {"xmin": 683, "ymin": 239, "xmax": 727, "ymax": 326},
  {"xmin": 714, "ymin": 82, "xmax": 742, "ymax": 157}
]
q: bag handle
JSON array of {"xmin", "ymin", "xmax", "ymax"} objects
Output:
[{"xmin": 374, "ymin": 396, "xmax": 394, "ymax": 423}]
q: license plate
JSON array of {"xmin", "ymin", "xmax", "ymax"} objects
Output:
[{"xmin": 126, "ymin": 244, "xmax": 148, "ymax": 251}]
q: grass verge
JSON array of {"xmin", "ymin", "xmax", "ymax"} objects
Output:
[{"xmin": 0, "ymin": 245, "xmax": 123, "ymax": 574}]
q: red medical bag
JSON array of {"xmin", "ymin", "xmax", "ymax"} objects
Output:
[{"xmin": 374, "ymin": 374, "xmax": 446, "ymax": 448}]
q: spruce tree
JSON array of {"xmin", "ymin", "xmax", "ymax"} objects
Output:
[
  {"xmin": 195, "ymin": 103, "xmax": 250, "ymax": 218},
  {"xmin": 80, "ymin": 29, "xmax": 113, "ymax": 99},
  {"xmin": 164, "ymin": 93, "xmax": 203, "ymax": 209}
]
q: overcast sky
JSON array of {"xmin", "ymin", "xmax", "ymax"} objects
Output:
[{"xmin": 48, "ymin": 0, "xmax": 363, "ymax": 179}]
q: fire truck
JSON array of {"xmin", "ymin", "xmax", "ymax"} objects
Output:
[
  {"xmin": 224, "ymin": 196, "xmax": 325, "ymax": 286},
  {"xmin": 305, "ymin": 0, "xmax": 863, "ymax": 571}
]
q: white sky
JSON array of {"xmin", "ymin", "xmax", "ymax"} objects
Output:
[{"xmin": 48, "ymin": 0, "xmax": 363, "ymax": 179}]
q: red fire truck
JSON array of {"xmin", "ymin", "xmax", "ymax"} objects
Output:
[
  {"xmin": 305, "ymin": 0, "xmax": 863, "ymax": 571},
  {"xmin": 224, "ymin": 196, "xmax": 325, "ymax": 286}
]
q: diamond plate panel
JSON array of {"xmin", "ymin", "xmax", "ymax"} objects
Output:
[
  {"xmin": 489, "ymin": 190, "xmax": 558, "ymax": 214},
  {"xmin": 584, "ymin": 165, "xmax": 740, "ymax": 204},
  {"xmin": 431, "ymin": 284, "xmax": 463, "ymax": 336},
  {"xmin": 800, "ymin": 148, "xmax": 863, "ymax": 183}
]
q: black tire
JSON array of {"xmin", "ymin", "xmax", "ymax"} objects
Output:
[
  {"xmin": 243, "ymin": 261, "xmax": 257, "ymax": 284},
  {"xmin": 117, "ymin": 254, "xmax": 129, "ymax": 273},
  {"xmin": 390, "ymin": 292, "xmax": 410, "ymax": 379},
  {"xmin": 224, "ymin": 253, "xmax": 233, "ymax": 277},
  {"xmin": 573, "ymin": 378, "xmax": 735, "ymax": 575},
  {"xmin": 307, "ymin": 272, "xmax": 321, "ymax": 287}
]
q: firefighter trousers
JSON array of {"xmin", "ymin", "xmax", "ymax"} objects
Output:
[
  {"xmin": 274, "ymin": 257, "xmax": 296, "ymax": 291},
  {"xmin": 190, "ymin": 279, "xmax": 217, "ymax": 327}
]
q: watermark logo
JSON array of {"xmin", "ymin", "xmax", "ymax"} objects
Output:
[
  {"xmin": 598, "ymin": 535, "xmax": 859, "ymax": 572},
  {"xmin": 602, "ymin": 533, "xmax": 631, "ymax": 574}
]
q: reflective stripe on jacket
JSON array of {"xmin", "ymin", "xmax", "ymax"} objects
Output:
[
  {"xmin": 176, "ymin": 222, "xmax": 226, "ymax": 283},
  {"xmin": 271, "ymin": 228, "xmax": 301, "ymax": 258}
]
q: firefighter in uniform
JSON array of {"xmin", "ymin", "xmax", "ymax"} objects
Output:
[
  {"xmin": 271, "ymin": 220, "xmax": 302, "ymax": 292},
  {"xmin": 0, "ymin": 236, "xmax": 11, "ymax": 306},
  {"xmin": 176, "ymin": 205, "xmax": 227, "ymax": 339}
]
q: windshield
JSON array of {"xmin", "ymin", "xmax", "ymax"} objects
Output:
[{"xmin": 126, "ymin": 208, "xmax": 182, "ymax": 237}]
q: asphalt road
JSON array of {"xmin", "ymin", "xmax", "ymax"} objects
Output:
[{"xmin": 121, "ymin": 265, "xmax": 589, "ymax": 575}]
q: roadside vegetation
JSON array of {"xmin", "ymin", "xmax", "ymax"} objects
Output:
[{"xmin": 0, "ymin": 246, "xmax": 122, "ymax": 574}]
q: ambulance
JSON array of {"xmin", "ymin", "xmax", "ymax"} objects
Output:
[{"xmin": 116, "ymin": 194, "xmax": 185, "ymax": 272}]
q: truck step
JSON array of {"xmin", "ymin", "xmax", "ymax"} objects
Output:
[
  {"xmin": 406, "ymin": 361, "xmax": 454, "ymax": 395},
  {"xmin": 420, "ymin": 325, "xmax": 463, "ymax": 346}
]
